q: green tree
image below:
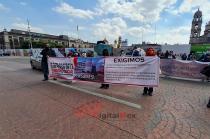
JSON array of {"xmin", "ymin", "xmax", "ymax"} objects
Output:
[{"xmin": 20, "ymin": 41, "xmax": 30, "ymax": 49}]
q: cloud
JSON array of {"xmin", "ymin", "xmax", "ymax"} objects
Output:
[
  {"xmin": 92, "ymin": 22, "xmax": 192, "ymax": 44},
  {"xmin": 97, "ymin": 0, "xmax": 177, "ymax": 23},
  {"xmin": 53, "ymin": 2, "xmax": 96, "ymax": 19},
  {"xmin": 156, "ymin": 26, "xmax": 191, "ymax": 44},
  {"xmin": 0, "ymin": 3, "xmax": 9, "ymax": 11},
  {"xmin": 12, "ymin": 23, "xmax": 44, "ymax": 33},
  {"xmin": 92, "ymin": 17, "xmax": 155, "ymax": 43},
  {"xmin": 77, "ymin": 26, "xmax": 86, "ymax": 30},
  {"xmin": 169, "ymin": 0, "xmax": 210, "ymax": 21},
  {"xmin": 93, "ymin": 17, "xmax": 127, "ymax": 42},
  {"xmin": 127, "ymin": 25, "xmax": 153, "ymax": 37},
  {"xmin": 20, "ymin": 2, "xmax": 27, "ymax": 6}
]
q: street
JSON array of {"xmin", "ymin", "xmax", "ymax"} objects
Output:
[{"xmin": 0, "ymin": 57, "xmax": 210, "ymax": 139}]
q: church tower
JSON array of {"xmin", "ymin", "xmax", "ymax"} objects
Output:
[{"xmin": 190, "ymin": 9, "xmax": 202, "ymax": 44}]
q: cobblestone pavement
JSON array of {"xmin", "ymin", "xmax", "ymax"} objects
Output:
[{"xmin": 0, "ymin": 57, "xmax": 210, "ymax": 139}]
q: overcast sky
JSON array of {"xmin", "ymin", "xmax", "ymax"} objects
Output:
[{"xmin": 1, "ymin": 0, "xmax": 210, "ymax": 45}]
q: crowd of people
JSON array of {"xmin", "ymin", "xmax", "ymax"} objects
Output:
[
  {"xmin": 158, "ymin": 50, "xmax": 177, "ymax": 59},
  {"xmin": 40, "ymin": 44, "xmax": 210, "ymax": 108},
  {"xmin": 158, "ymin": 50, "xmax": 196, "ymax": 60},
  {"xmin": 158, "ymin": 50, "xmax": 210, "ymax": 62},
  {"xmin": 64, "ymin": 49, "xmax": 94, "ymax": 58}
]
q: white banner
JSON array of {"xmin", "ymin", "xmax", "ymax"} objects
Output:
[
  {"xmin": 104, "ymin": 56, "xmax": 160, "ymax": 86},
  {"xmin": 48, "ymin": 57, "xmax": 74, "ymax": 80}
]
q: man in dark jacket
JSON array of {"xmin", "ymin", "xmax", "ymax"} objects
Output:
[{"xmin": 40, "ymin": 45, "xmax": 50, "ymax": 81}]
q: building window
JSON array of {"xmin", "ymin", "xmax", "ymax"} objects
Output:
[
  {"xmin": 72, "ymin": 44, "xmax": 74, "ymax": 48},
  {"xmin": 24, "ymin": 37, "xmax": 29, "ymax": 41},
  {"xmin": 19, "ymin": 37, "xmax": 24, "ymax": 44},
  {"xmin": 14, "ymin": 39, "xmax": 19, "ymax": 46},
  {"xmin": 9, "ymin": 39, "xmax": 14, "ymax": 49}
]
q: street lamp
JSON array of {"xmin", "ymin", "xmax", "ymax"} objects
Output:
[{"xmin": 27, "ymin": 19, "xmax": 33, "ymax": 49}]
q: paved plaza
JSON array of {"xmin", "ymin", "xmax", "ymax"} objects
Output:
[{"xmin": 0, "ymin": 57, "xmax": 210, "ymax": 139}]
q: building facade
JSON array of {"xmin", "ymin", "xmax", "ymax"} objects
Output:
[
  {"xmin": 190, "ymin": 9, "xmax": 210, "ymax": 44},
  {"xmin": 161, "ymin": 44, "xmax": 191, "ymax": 55},
  {"xmin": 0, "ymin": 29, "xmax": 96, "ymax": 49}
]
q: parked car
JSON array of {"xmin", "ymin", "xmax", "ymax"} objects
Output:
[
  {"xmin": 3, "ymin": 52, "xmax": 10, "ymax": 56},
  {"xmin": 30, "ymin": 49, "xmax": 42, "ymax": 70},
  {"xmin": 0, "ymin": 50, "xmax": 3, "ymax": 56}
]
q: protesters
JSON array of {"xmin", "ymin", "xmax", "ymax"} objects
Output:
[
  {"xmin": 200, "ymin": 64, "xmax": 210, "ymax": 81},
  {"xmin": 132, "ymin": 47, "xmax": 145, "ymax": 57},
  {"xmin": 181, "ymin": 53, "xmax": 187, "ymax": 60},
  {"xmin": 86, "ymin": 50, "xmax": 94, "ymax": 57},
  {"xmin": 200, "ymin": 63, "xmax": 210, "ymax": 108},
  {"xmin": 100, "ymin": 49, "xmax": 110, "ymax": 89},
  {"xmin": 165, "ymin": 50, "xmax": 169, "ymax": 59},
  {"xmin": 64, "ymin": 52, "xmax": 67, "ymax": 57},
  {"xmin": 207, "ymin": 97, "xmax": 210, "ymax": 108},
  {"xmin": 49, "ymin": 48, "xmax": 56, "ymax": 57},
  {"xmin": 187, "ymin": 51, "xmax": 196, "ymax": 60},
  {"xmin": 74, "ymin": 52, "xmax": 79, "ymax": 57},
  {"xmin": 199, "ymin": 53, "xmax": 210, "ymax": 62},
  {"xmin": 132, "ymin": 46, "xmax": 139, "ymax": 56},
  {"xmin": 120, "ymin": 50, "xmax": 126, "ymax": 56},
  {"xmin": 67, "ymin": 51, "xmax": 73, "ymax": 57},
  {"xmin": 172, "ymin": 54, "xmax": 176, "ymax": 59},
  {"xmin": 40, "ymin": 44, "xmax": 50, "ymax": 81},
  {"xmin": 131, "ymin": 47, "xmax": 155, "ymax": 96},
  {"xmin": 49, "ymin": 48, "xmax": 57, "ymax": 80},
  {"xmin": 143, "ymin": 48, "xmax": 156, "ymax": 96},
  {"xmin": 81, "ymin": 52, "xmax": 87, "ymax": 57}
]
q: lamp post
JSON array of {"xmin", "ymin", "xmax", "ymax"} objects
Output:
[{"xmin": 27, "ymin": 19, "xmax": 33, "ymax": 49}]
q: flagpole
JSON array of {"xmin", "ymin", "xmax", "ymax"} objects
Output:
[
  {"xmin": 77, "ymin": 25, "xmax": 79, "ymax": 40},
  {"xmin": 27, "ymin": 19, "xmax": 33, "ymax": 49}
]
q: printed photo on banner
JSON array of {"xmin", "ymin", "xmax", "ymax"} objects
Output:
[
  {"xmin": 74, "ymin": 57, "xmax": 104, "ymax": 82},
  {"xmin": 48, "ymin": 57, "xmax": 74, "ymax": 80}
]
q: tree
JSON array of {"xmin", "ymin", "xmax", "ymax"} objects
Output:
[
  {"xmin": 20, "ymin": 40, "xmax": 65, "ymax": 49},
  {"xmin": 20, "ymin": 41, "xmax": 30, "ymax": 49}
]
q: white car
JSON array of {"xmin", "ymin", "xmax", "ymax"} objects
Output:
[
  {"xmin": 0, "ymin": 50, "xmax": 3, "ymax": 56},
  {"xmin": 30, "ymin": 49, "xmax": 42, "ymax": 70}
]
